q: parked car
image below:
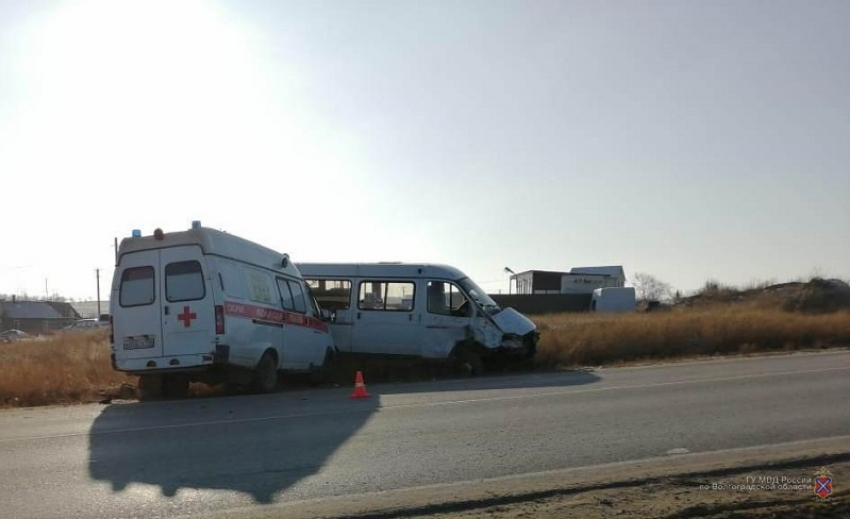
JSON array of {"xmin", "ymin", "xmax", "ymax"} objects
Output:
[
  {"xmin": 97, "ymin": 314, "xmax": 110, "ymax": 329},
  {"xmin": 0, "ymin": 329, "xmax": 30, "ymax": 343},
  {"xmin": 63, "ymin": 319, "xmax": 102, "ymax": 331}
]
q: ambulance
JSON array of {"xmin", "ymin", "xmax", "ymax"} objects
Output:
[
  {"xmin": 297, "ymin": 263, "xmax": 539, "ymax": 374},
  {"xmin": 110, "ymin": 223, "xmax": 335, "ymax": 398}
]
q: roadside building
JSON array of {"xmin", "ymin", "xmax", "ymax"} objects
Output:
[
  {"xmin": 511, "ymin": 266, "xmax": 625, "ymax": 295},
  {"xmin": 0, "ymin": 298, "xmax": 81, "ymax": 334},
  {"xmin": 496, "ymin": 266, "xmax": 631, "ymax": 315}
]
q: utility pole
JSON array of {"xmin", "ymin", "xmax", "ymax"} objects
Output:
[{"xmin": 96, "ymin": 269, "xmax": 101, "ymax": 317}]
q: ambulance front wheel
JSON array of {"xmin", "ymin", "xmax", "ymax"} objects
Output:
[
  {"xmin": 310, "ymin": 348, "xmax": 336, "ymax": 385},
  {"xmin": 253, "ymin": 351, "xmax": 279, "ymax": 393}
]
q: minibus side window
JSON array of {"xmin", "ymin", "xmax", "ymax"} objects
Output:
[
  {"xmin": 306, "ymin": 279, "xmax": 351, "ymax": 311},
  {"xmin": 165, "ymin": 261, "xmax": 205, "ymax": 302},
  {"xmin": 358, "ymin": 281, "xmax": 415, "ymax": 311},
  {"xmin": 120, "ymin": 267, "xmax": 155, "ymax": 307},
  {"xmin": 287, "ymin": 280, "xmax": 307, "ymax": 313},
  {"xmin": 427, "ymin": 281, "xmax": 470, "ymax": 317}
]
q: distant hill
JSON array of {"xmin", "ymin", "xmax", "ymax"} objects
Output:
[{"xmin": 676, "ymin": 278, "xmax": 850, "ymax": 314}]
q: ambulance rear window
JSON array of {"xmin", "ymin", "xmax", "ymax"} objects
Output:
[
  {"xmin": 120, "ymin": 267, "xmax": 155, "ymax": 307},
  {"xmin": 166, "ymin": 261, "xmax": 205, "ymax": 302}
]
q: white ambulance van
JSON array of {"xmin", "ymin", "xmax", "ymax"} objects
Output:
[
  {"xmin": 110, "ymin": 223, "xmax": 335, "ymax": 398},
  {"xmin": 297, "ymin": 263, "xmax": 539, "ymax": 374}
]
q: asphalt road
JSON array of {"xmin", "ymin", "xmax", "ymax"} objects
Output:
[{"xmin": 2, "ymin": 351, "xmax": 849, "ymax": 519}]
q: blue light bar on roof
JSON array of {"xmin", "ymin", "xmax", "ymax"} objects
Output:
[
  {"xmin": 132, "ymin": 230, "xmax": 142, "ymax": 238},
  {"xmin": 192, "ymin": 220, "xmax": 201, "ymax": 229}
]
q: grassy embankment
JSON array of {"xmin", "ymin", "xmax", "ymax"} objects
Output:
[
  {"xmin": 0, "ymin": 331, "xmax": 132, "ymax": 407},
  {"xmin": 2, "ymin": 306, "xmax": 849, "ymax": 407},
  {"xmin": 534, "ymin": 307, "xmax": 850, "ymax": 367}
]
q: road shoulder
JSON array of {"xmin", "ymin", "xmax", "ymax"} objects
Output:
[{"xmin": 208, "ymin": 436, "xmax": 850, "ymax": 519}]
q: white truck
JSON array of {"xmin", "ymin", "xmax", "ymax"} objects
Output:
[
  {"xmin": 590, "ymin": 287, "xmax": 637, "ymax": 313},
  {"xmin": 110, "ymin": 224, "xmax": 335, "ymax": 398},
  {"xmin": 298, "ymin": 262, "xmax": 539, "ymax": 374}
]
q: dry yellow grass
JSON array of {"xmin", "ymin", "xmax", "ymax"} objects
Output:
[
  {"xmin": 534, "ymin": 307, "xmax": 850, "ymax": 367},
  {"xmin": 2, "ymin": 307, "xmax": 849, "ymax": 408},
  {"xmin": 0, "ymin": 331, "xmax": 133, "ymax": 407}
]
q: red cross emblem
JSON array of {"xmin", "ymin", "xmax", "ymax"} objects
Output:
[
  {"xmin": 177, "ymin": 306, "xmax": 197, "ymax": 328},
  {"xmin": 815, "ymin": 477, "xmax": 832, "ymax": 498}
]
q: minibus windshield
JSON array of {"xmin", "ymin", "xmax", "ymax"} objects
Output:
[{"xmin": 457, "ymin": 277, "xmax": 501, "ymax": 313}]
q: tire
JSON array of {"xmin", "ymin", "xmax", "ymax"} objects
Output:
[
  {"xmin": 490, "ymin": 352, "xmax": 509, "ymax": 372},
  {"xmin": 253, "ymin": 352, "xmax": 279, "ymax": 394},
  {"xmin": 456, "ymin": 347, "xmax": 484, "ymax": 377},
  {"xmin": 137, "ymin": 374, "xmax": 163, "ymax": 401},
  {"xmin": 310, "ymin": 348, "xmax": 335, "ymax": 386},
  {"xmin": 162, "ymin": 374, "xmax": 189, "ymax": 399},
  {"xmin": 222, "ymin": 380, "xmax": 243, "ymax": 396}
]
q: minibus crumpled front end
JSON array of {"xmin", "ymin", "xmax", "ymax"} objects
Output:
[{"xmin": 489, "ymin": 307, "xmax": 538, "ymax": 359}]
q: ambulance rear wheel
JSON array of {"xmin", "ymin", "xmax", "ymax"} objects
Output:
[
  {"xmin": 253, "ymin": 352, "xmax": 278, "ymax": 393},
  {"xmin": 137, "ymin": 374, "xmax": 163, "ymax": 401},
  {"xmin": 162, "ymin": 374, "xmax": 189, "ymax": 399}
]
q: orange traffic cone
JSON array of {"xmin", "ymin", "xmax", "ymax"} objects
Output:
[{"xmin": 350, "ymin": 371, "xmax": 370, "ymax": 399}]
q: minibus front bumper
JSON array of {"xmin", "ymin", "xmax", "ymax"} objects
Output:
[{"xmin": 498, "ymin": 330, "xmax": 539, "ymax": 358}]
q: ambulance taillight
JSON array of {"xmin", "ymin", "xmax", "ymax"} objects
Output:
[{"xmin": 215, "ymin": 305, "xmax": 225, "ymax": 334}]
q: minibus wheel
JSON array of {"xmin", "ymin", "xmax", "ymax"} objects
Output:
[
  {"xmin": 253, "ymin": 351, "xmax": 279, "ymax": 393},
  {"xmin": 454, "ymin": 347, "xmax": 484, "ymax": 377}
]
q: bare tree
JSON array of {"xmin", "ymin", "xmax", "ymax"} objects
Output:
[{"xmin": 632, "ymin": 272, "xmax": 673, "ymax": 302}]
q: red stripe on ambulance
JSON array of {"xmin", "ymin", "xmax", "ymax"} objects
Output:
[{"xmin": 223, "ymin": 301, "xmax": 328, "ymax": 333}]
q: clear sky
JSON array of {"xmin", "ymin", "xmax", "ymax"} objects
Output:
[{"xmin": 1, "ymin": 0, "xmax": 848, "ymax": 301}]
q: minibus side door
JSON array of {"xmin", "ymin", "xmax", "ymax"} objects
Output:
[
  {"xmin": 420, "ymin": 280, "xmax": 473, "ymax": 358},
  {"xmin": 351, "ymin": 280, "xmax": 419, "ymax": 356}
]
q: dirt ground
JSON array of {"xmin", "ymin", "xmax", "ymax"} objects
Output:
[{"xmin": 411, "ymin": 461, "xmax": 848, "ymax": 519}]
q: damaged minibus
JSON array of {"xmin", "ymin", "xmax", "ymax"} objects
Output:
[{"xmin": 298, "ymin": 263, "xmax": 538, "ymax": 374}]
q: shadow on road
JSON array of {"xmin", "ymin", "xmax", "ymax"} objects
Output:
[{"xmin": 88, "ymin": 368, "xmax": 599, "ymax": 503}]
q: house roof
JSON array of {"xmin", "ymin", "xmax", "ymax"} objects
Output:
[
  {"xmin": 512, "ymin": 267, "xmax": 627, "ymax": 279},
  {"xmin": 0, "ymin": 301, "xmax": 65, "ymax": 320},
  {"xmin": 45, "ymin": 301, "xmax": 81, "ymax": 319},
  {"xmin": 69, "ymin": 301, "xmax": 108, "ymax": 319},
  {"xmin": 512, "ymin": 270, "xmax": 570, "ymax": 277},
  {"xmin": 570, "ymin": 266, "xmax": 625, "ymax": 278}
]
